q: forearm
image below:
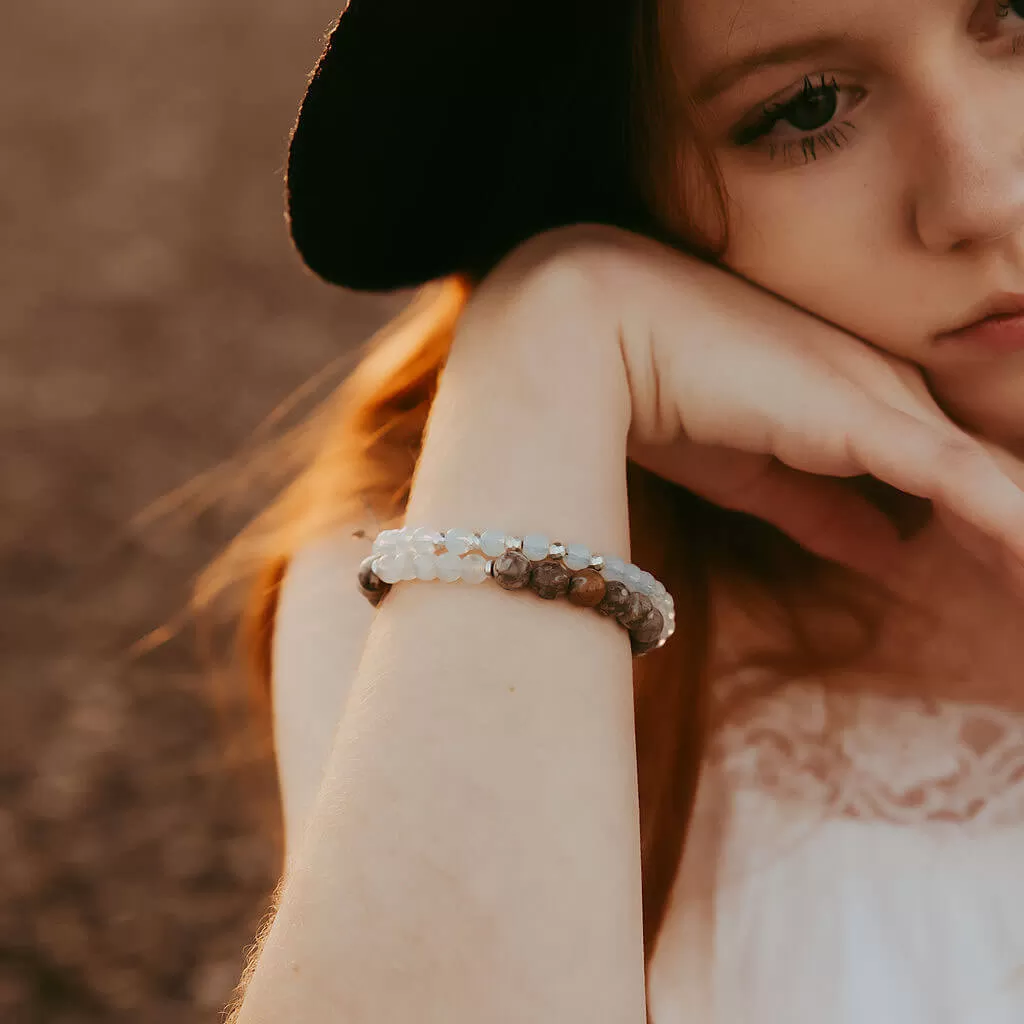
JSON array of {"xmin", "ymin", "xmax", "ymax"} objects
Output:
[{"xmin": 234, "ymin": 261, "xmax": 648, "ymax": 1023}]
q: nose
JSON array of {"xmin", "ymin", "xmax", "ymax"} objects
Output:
[{"xmin": 912, "ymin": 64, "xmax": 1024, "ymax": 254}]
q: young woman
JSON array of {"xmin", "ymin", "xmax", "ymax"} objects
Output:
[{"xmin": 210, "ymin": 0, "xmax": 1024, "ymax": 1020}]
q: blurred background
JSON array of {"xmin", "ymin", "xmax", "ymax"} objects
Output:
[{"xmin": 2, "ymin": 2, "xmax": 409, "ymax": 1020}]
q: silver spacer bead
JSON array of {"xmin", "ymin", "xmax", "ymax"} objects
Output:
[
  {"xmin": 506, "ymin": 536, "xmax": 523, "ymax": 551},
  {"xmin": 548, "ymin": 541, "xmax": 567, "ymax": 560},
  {"xmin": 588, "ymin": 554, "xmax": 605, "ymax": 572},
  {"xmin": 484, "ymin": 558, "xmax": 495, "ymax": 577}
]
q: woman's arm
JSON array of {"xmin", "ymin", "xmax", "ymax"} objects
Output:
[
  {"xmin": 232, "ymin": 253, "xmax": 648, "ymax": 1023},
  {"xmin": 271, "ymin": 529, "xmax": 377, "ymax": 865},
  {"xmin": 230, "ymin": 218, "xmax": 1024, "ymax": 1023}
]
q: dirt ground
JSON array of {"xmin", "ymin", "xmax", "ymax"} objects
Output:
[{"xmin": 1, "ymin": 3, "xmax": 409, "ymax": 1020}]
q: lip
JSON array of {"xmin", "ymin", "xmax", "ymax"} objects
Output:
[{"xmin": 936, "ymin": 292, "xmax": 1024, "ymax": 353}]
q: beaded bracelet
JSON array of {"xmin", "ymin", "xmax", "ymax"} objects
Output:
[{"xmin": 356, "ymin": 526, "xmax": 676, "ymax": 656}]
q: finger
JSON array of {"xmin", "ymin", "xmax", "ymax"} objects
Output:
[
  {"xmin": 709, "ymin": 458, "xmax": 906, "ymax": 578},
  {"xmin": 840, "ymin": 401, "xmax": 1024, "ymax": 564},
  {"xmin": 629, "ymin": 438, "xmax": 904, "ymax": 577},
  {"xmin": 934, "ymin": 505, "xmax": 1002, "ymax": 569},
  {"xmin": 933, "ymin": 504, "xmax": 1024, "ymax": 596}
]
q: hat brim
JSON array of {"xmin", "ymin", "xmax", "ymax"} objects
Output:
[{"xmin": 285, "ymin": 0, "xmax": 652, "ymax": 292}]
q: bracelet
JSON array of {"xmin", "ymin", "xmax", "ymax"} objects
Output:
[{"xmin": 355, "ymin": 526, "xmax": 676, "ymax": 656}]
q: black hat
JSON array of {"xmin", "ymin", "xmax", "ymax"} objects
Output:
[{"xmin": 285, "ymin": 0, "xmax": 660, "ymax": 292}]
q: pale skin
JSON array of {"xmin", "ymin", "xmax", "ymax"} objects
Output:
[
  {"xmin": 656, "ymin": 0, "xmax": 1024, "ymax": 704},
  {"xmin": 232, "ymin": 0, "xmax": 1024, "ymax": 1020}
]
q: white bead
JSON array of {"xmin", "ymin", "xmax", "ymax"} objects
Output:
[
  {"xmin": 459, "ymin": 554, "xmax": 488, "ymax": 584},
  {"xmin": 564, "ymin": 543, "xmax": 591, "ymax": 570},
  {"xmin": 479, "ymin": 530, "xmax": 507, "ymax": 557},
  {"xmin": 603, "ymin": 556, "xmax": 626, "ymax": 582},
  {"xmin": 412, "ymin": 553, "xmax": 438, "ymax": 580},
  {"xmin": 623, "ymin": 563, "xmax": 645, "ymax": 588},
  {"xmin": 409, "ymin": 527, "xmax": 443, "ymax": 554},
  {"xmin": 652, "ymin": 580, "xmax": 667, "ymax": 598},
  {"xmin": 371, "ymin": 528, "xmax": 402, "ymax": 556},
  {"xmin": 400, "ymin": 557, "xmax": 418, "ymax": 580},
  {"xmin": 396, "ymin": 530, "xmax": 418, "ymax": 555},
  {"xmin": 636, "ymin": 570, "xmax": 657, "ymax": 595},
  {"xmin": 523, "ymin": 533, "xmax": 550, "ymax": 560},
  {"xmin": 374, "ymin": 552, "xmax": 408, "ymax": 584},
  {"xmin": 444, "ymin": 528, "xmax": 478, "ymax": 556},
  {"xmin": 436, "ymin": 551, "xmax": 463, "ymax": 582}
]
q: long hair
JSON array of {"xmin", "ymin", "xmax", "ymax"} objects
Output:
[{"xmin": 188, "ymin": 0, "xmax": 887, "ymax": 979}]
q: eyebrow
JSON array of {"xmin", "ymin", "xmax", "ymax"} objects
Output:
[{"xmin": 691, "ymin": 32, "xmax": 855, "ymax": 104}]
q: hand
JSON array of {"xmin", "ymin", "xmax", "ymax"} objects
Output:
[{"xmin": 487, "ymin": 224, "xmax": 1024, "ymax": 580}]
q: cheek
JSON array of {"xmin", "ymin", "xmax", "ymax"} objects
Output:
[{"xmin": 711, "ymin": 160, "xmax": 925, "ymax": 360}]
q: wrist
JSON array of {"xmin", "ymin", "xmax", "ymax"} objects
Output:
[{"xmin": 405, "ymin": 256, "xmax": 632, "ymax": 558}]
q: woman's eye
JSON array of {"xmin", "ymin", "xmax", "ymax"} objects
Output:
[
  {"xmin": 731, "ymin": 74, "xmax": 865, "ymax": 162},
  {"xmin": 997, "ymin": 1, "xmax": 1024, "ymax": 20},
  {"xmin": 976, "ymin": 0, "xmax": 1024, "ymax": 37}
]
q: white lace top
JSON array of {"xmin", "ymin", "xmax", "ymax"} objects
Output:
[{"xmin": 645, "ymin": 676, "xmax": 1024, "ymax": 1024}]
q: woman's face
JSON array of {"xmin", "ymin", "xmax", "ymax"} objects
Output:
[{"xmin": 670, "ymin": 0, "xmax": 1024, "ymax": 447}]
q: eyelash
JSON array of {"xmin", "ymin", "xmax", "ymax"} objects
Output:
[
  {"xmin": 733, "ymin": 5, "xmax": 1024, "ymax": 166},
  {"xmin": 733, "ymin": 73, "xmax": 859, "ymax": 165}
]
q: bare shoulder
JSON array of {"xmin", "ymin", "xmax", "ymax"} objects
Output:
[{"xmin": 272, "ymin": 526, "xmax": 376, "ymax": 858}]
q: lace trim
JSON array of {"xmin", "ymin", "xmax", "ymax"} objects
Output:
[{"xmin": 707, "ymin": 678, "xmax": 1024, "ymax": 825}]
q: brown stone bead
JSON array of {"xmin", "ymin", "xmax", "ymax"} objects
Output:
[
  {"xmin": 617, "ymin": 591, "xmax": 654, "ymax": 630},
  {"xmin": 358, "ymin": 559, "xmax": 390, "ymax": 601},
  {"xmin": 596, "ymin": 580, "xmax": 632, "ymax": 617},
  {"xmin": 529, "ymin": 558, "xmax": 572, "ymax": 600},
  {"xmin": 492, "ymin": 549, "xmax": 532, "ymax": 590},
  {"xmin": 567, "ymin": 568, "xmax": 607, "ymax": 607},
  {"xmin": 630, "ymin": 633, "xmax": 662, "ymax": 656},
  {"xmin": 630, "ymin": 607, "xmax": 664, "ymax": 645}
]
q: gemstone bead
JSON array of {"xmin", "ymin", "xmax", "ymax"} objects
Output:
[
  {"xmin": 564, "ymin": 543, "xmax": 591, "ymax": 571},
  {"xmin": 618, "ymin": 592, "xmax": 654, "ymax": 630},
  {"xmin": 567, "ymin": 568, "xmax": 607, "ymax": 607},
  {"xmin": 623, "ymin": 563, "xmax": 645, "ymax": 589},
  {"xmin": 435, "ymin": 551, "xmax": 464, "ymax": 582},
  {"xmin": 373, "ymin": 552, "xmax": 409, "ymax": 584},
  {"xmin": 634, "ymin": 570, "xmax": 657, "ymax": 595},
  {"xmin": 492, "ymin": 549, "xmax": 532, "ymax": 589},
  {"xmin": 596, "ymin": 580, "xmax": 632, "ymax": 617},
  {"xmin": 444, "ymin": 528, "xmax": 478, "ymax": 556},
  {"xmin": 630, "ymin": 634, "xmax": 661, "ymax": 656},
  {"xmin": 548, "ymin": 541, "xmax": 567, "ymax": 560},
  {"xmin": 357, "ymin": 555, "xmax": 389, "ymax": 597},
  {"xmin": 479, "ymin": 529, "xmax": 507, "ymax": 557},
  {"xmin": 631, "ymin": 607, "xmax": 664, "ymax": 645},
  {"xmin": 460, "ymin": 554, "xmax": 488, "ymax": 584},
  {"xmin": 651, "ymin": 593, "xmax": 675, "ymax": 622},
  {"xmin": 409, "ymin": 527, "xmax": 443, "ymax": 554},
  {"xmin": 412, "ymin": 553, "xmax": 438, "ymax": 580},
  {"xmin": 602, "ymin": 556, "xmax": 626, "ymax": 582},
  {"xmin": 371, "ymin": 528, "xmax": 403, "ymax": 556},
  {"xmin": 523, "ymin": 533, "xmax": 550, "ymax": 560},
  {"xmin": 529, "ymin": 559, "xmax": 572, "ymax": 599}
]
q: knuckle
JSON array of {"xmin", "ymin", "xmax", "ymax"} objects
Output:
[{"xmin": 932, "ymin": 434, "xmax": 988, "ymax": 478}]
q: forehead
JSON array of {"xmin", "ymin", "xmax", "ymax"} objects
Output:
[{"xmin": 667, "ymin": 0, "xmax": 928, "ymax": 90}]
